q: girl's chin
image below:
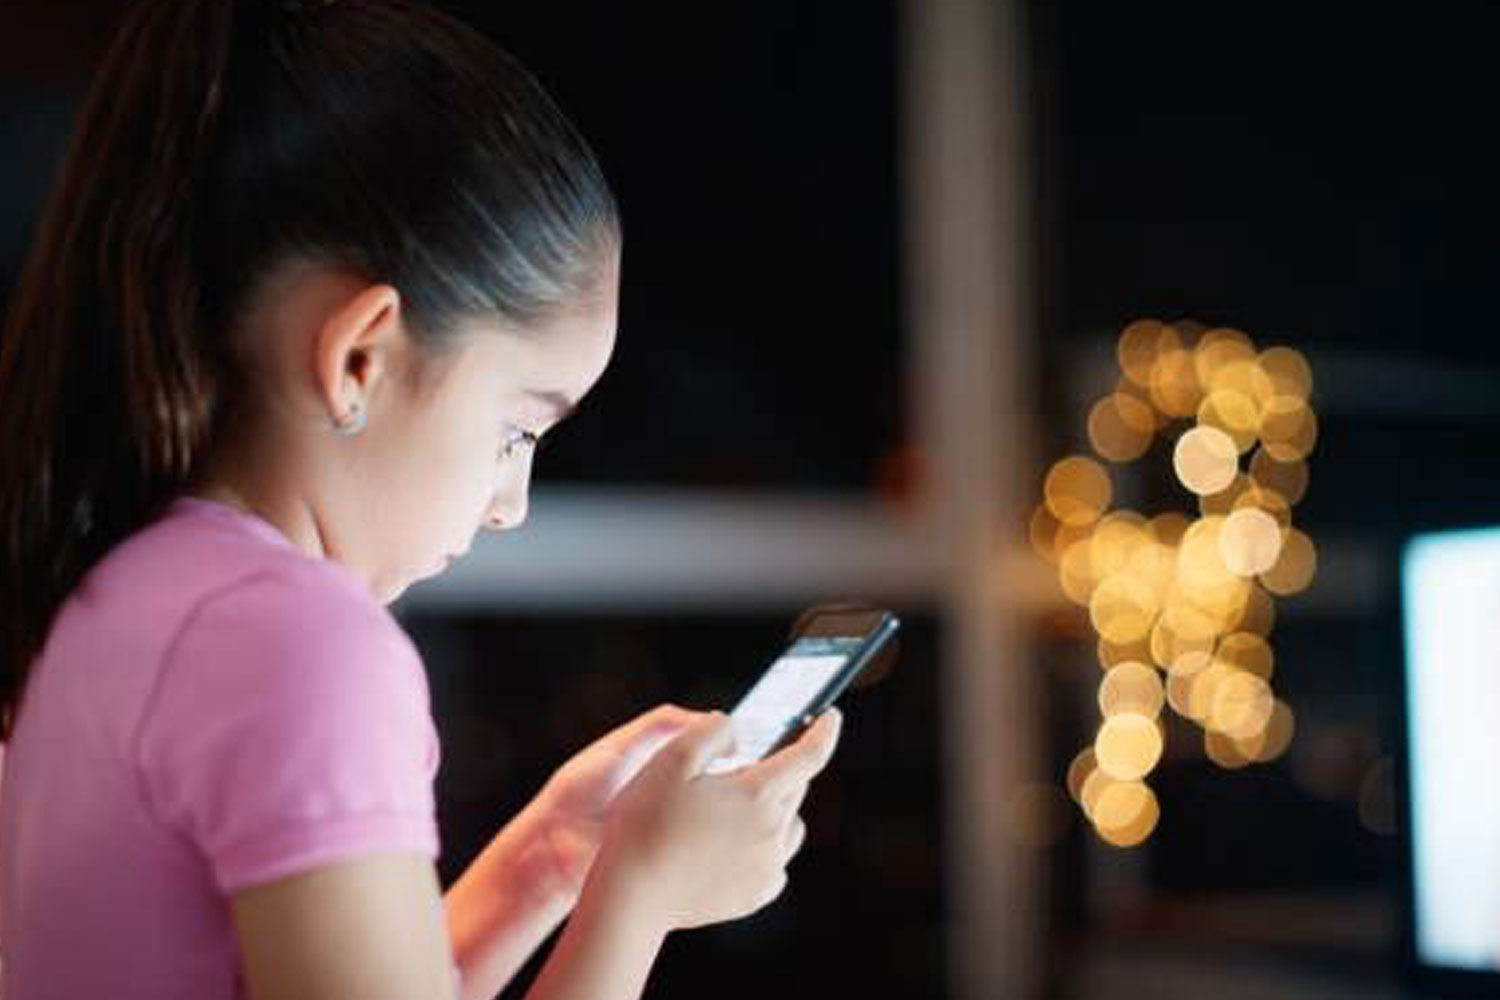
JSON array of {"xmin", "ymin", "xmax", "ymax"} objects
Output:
[{"xmin": 378, "ymin": 556, "xmax": 453, "ymax": 605}]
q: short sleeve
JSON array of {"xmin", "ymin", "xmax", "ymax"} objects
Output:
[{"xmin": 134, "ymin": 565, "xmax": 442, "ymax": 895}]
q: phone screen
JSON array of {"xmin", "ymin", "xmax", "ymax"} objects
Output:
[{"xmin": 704, "ymin": 635, "xmax": 865, "ymax": 775}]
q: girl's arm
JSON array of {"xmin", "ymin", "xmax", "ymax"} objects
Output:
[
  {"xmin": 443, "ymin": 800, "xmax": 578, "ymax": 1000},
  {"xmin": 447, "ymin": 709, "xmax": 841, "ymax": 1000},
  {"xmin": 518, "ymin": 848, "xmax": 668, "ymax": 1000}
]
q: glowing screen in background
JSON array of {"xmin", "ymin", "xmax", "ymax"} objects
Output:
[
  {"xmin": 704, "ymin": 636, "xmax": 861, "ymax": 775},
  {"xmin": 1403, "ymin": 528, "xmax": 1500, "ymax": 972}
]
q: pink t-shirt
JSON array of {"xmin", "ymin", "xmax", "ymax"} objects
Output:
[{"xmin": 0, "ymin": 496, "xmax": 454, "ymax": 998}]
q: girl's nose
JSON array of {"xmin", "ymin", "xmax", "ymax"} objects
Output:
[{"xmin": 483, "ymin": 492, "xmax": 528, "ymax": 531}]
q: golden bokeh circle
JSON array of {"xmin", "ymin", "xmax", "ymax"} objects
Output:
[
  {"xmin": 1028, "ymin": 504, "xmax": 1062, "ymax": 563},
  {"xmin": 1045, "ymin": 456, "xmax": 1113, "ymax": 526},
  {"xmin": 1150, "ymin": 616, "xmax": 1216, "ymax": 674},
  {"xmin": 1260, "ymin": 397, "xmax": 1319, "ymax": 461},
  {"xmin": 1094, "ymin": 713, "xmax": 1164, "ymax": 781},
  {"xmin": 1080, "ymin": 768, "xmax": 1112, "ymax": 820},
  {"xmin": 1209, "ymin": 358, "xmax": 1275, "ymax": 410},
  {"xmin": 1207, "ymin": 670, "xmax": 1274, "ymax": 739},
  {"xmin": 1250, "ymin": 448, "xmax": 1310, "ymax": 506},
  {"xmin": 1147, "ymin": 512, "xmax": 1191, "ymax": 547},
  {"xmin": 1089, "ymin": 573, "xmax": 1160, "ymax": 645},
  {"xmin": 1066, "ymin": 748, "xmax": 1098, "ymax": 803},
  {"xmin": 1199, "ymin": 472, "xmax": 1254, "ymax": 518},
  {"xmin": 1253, "ymin": 700, "xmax": 1296, "ymax": 762},
  {"xmin": 1117, "ymin": 319, "xmax": 1180, "ymax": 388},
  {"xmin": 1089, "ymin": 512, "xmax": 1150, "ymax": 580},
  {"xmin": 1174, "ymin": 427, "xmax": 1240, "ymax": 496},
  {"xmin": 1183, "ymin": 660, "xmax": 1236, "ymax": 722},
  {"xmin": 1259, "ymin": 527, "xmax": 1317, "ymax": 596},
  {"xmin": 1092, "ymin": 781, "xmax": 1160, "ymax": 847},
  {"xmin": 1198, "ymin": 389, "xmax": 1261, "ymax": 453},
  {"xmin": 1088, "ymin": 393, "xmax": 1157, "ymax": 462},
  {"xmin": 1205, "ymin": 729, "xmax": 1255, "ymax": 770},
  {"xmin": 1059, "ymin": 538, "xmax": 1101, "ymax": 607},
  {"xmin": 1193, "ymin": 328, "xmax": 1256, "ymax": 382},
  {"xmin": 1232, "ymin": 484, "xmax": 1293, "ymax": 530},
  {"xmin": 1098, "ymin": 635, "xmax": 1153, "ymax": 670},
  {"xmin": 1235, "ymin": 582, "xmax": 1277, "ymax": 636},
  {"xmin": 1149, "ymin": 348, "xmax": 1204, "ymax": 417},
  {"xmin": 1099, "ymin": 661, "xmax": 1165, "ymax": 719},
  {"xmin": 1219, "ymin": 507, "xmax": 1285, "ymax": 577},
  {"xmin": 1259, "ymin": 346, "xmax": 1313, "ymax": 400},
  {"xmin": 1216, "ymin": 632, "xmax": 1275, "ymax": 680}
]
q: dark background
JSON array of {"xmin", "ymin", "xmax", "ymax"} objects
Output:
[{"xmin": 3, "ymin": 1, "xmax": 1498, "ymax": 998}]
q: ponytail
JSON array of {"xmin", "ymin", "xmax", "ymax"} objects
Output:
[
  {"xmin": 0, "ymin": 0, "xmax": 244, "ymax": 741},
  {"xmin": 0, "ymin": 0, "xmax": 620, "ymax": 741}
]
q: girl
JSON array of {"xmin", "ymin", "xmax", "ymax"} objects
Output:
[{"xmin": 0, "ymin": 1, "xmax": 841, "ymax": 998}]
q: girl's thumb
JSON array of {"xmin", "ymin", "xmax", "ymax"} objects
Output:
[{"xmin": 674, "ymin": 711, "xmax": 737, "ymax": 776}]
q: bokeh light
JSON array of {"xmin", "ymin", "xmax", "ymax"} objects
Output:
[
  {"xmin": 1092, "ymin": 781, "xmax": 1160, "ymax": 847},
  {"xmin": 1253, "ymin": 700, "xmax": 1296, "ymax": 762},
  {"xmin": 1059, "ymin": 537, "xmax": 1101, "ymax": 606},
  {"xmin": 1088, "ymin": 512, "xmax": 1149, "ymax": 579},
  {"xmin": 1198, "ymin": 388, "xmax": 1261, "ymax": 453},
  {"xmin": 1094, "ymin": 713, "xmax": 1163, "ymax": 781},
  {"xmin": 1250, "ymin": 448, "xmax": 1310, "ymax": 505},
  {"xmin": 1236, "ymin": 583, "xmax": 1276, "ymax": 636},
  {"xmin": 1258, "ymin": 346, "xmax": 1313, "ymax": 399},
  {"xmin": 1098, "ymin": 635, "xmax": 1153, "ymax": 670},
  {"xmin": 1206, "ymin": 670, "xmax": 1274, "ymax": 739},
  {"xmin": 1149, "ymin": 348, "xmax": 1203, "ymax": 417},
  {"xmin": 1099, "ymin": 661, "xmax": 1165, "ymax": 719},
  {"xmin": 1218, "ymin": 507, "xmax": 1284, "ymax": 577},
  {"xmin": 1118, "ymin": 319, "xmax": 1180, "ymax": 387},
  {"xmin": 1066, "ymin": 748, "xmax": 1098, "ymax": 804},
  {"xmin": 1193, "ymin": 328, "xmax": 1256, "ymax": 388},
  {"xmin": 1259, "ymin": 396, "xmax": 1319, "ymax": 462},
  {"xmin": 1045, "ymin": 455, "xmax": 1113, "ymax": 526},
  {"xmin": 1033, "ymin": 318, "xmax": 1317, "ymax": 846},
  {"xmin": 1174, "ymin": 426, "xmax": 1239, "ymax": 495},
  {"xmin": 1199, "ymin": 472, "xmax": 1254, "ymax": 517},
  {"xmin": 1088, "ymin": 393, "xmax": 1157, "ymax": 462},
  {"xmin": 1089, "ymin": 573, "xmax": 1159, "ymax": 645},
  {"xmin": 1260, "ymin": 527, "xmax": 1317, "ymax": 596}
]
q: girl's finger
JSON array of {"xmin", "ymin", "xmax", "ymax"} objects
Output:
[
  {"xmin": 746, "ymin": 708, "xmax": 842, "ymax": 799},
  {"xmin": 669, "ymin": 711, "xmax": 737, "ymax": 776}
]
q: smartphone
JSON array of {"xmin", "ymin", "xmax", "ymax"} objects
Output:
[{"xmin": 704, "ymin": 605, "xmax": 900, "ymax": 775}]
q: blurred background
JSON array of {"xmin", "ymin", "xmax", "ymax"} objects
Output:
[{"xmin": 3, "ymin": 1, "xmax": 1499, "ymax": 998}]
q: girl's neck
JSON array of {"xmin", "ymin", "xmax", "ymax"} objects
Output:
[{"xmin": 184, "ymin": 465, "xmax": 328, "ymax": 563}]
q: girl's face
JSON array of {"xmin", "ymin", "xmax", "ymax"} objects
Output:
[{"xmin": 348, "ymin": 265, "xmax": 619, "ymax": 603}]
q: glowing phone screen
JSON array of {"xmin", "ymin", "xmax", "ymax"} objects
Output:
[{"xmin": 704, "ymin": 635, "xmax": 863, "ymax": 775}]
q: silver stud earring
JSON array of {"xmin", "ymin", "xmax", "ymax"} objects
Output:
[{"xmin": 332, "ymin": 401, "xmax": 366, "ymax": 436}]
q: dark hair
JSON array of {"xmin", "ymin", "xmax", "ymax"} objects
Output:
[{"xmin": 0, "ymin": 0, "xmax": 620, "ymax": 740}]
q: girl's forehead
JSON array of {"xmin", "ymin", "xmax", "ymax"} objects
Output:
[{"xmin": 464, "ymin": 302, "xmax": 616, "ymax": 403}]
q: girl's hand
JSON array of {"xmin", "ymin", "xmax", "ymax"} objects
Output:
[
  {"xmin": 529, "ymin": 704, "xmax": 703, "ymax": 901},
  {"xmin": 589, "ymin": 707, "xmax": 843, "ymax": 932}
]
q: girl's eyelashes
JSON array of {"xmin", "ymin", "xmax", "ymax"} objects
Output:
[{"xmin": 500, "ymin": 426, "xmax": 540, "ymax": 459}]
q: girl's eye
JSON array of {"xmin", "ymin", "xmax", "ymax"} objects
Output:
[{"xmin": 501, "ymin": 427, "xmax": 539, "ymax": 459}]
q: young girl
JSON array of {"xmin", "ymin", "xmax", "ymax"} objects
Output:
[{"xmin": 0, "ymin": 1, "xmax": 841, "ymax": 997}]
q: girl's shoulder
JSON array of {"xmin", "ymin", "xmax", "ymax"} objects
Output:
[
  {"xmin": 79, "ymin": 496, "xmax": 394, "ymax": 637},
  {"xmin": 50, "ymin": 495, "xmax": 420, "ymax": 699}
]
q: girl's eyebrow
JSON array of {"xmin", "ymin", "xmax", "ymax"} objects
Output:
[{"xmin": 524, "ymin": 388, "xmax": 577, "ymax": 420}]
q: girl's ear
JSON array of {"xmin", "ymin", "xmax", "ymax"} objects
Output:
[{"xmin": 312, "ymin": 282, "xmax": 402, "ymax": 423}]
